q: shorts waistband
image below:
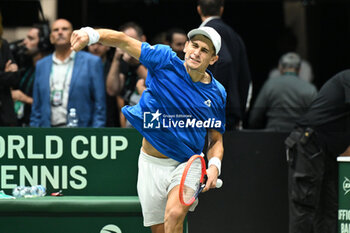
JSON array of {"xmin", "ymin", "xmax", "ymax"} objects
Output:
[{"xmin": 140, "ymin": 149, "xmax": 181, "ymax": 166}]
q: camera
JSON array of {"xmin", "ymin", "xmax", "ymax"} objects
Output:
[{"xmin": 9, "ymin": 39, "xmax": 31, "ymax": 68}]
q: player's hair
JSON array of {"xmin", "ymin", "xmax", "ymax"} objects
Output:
[
  {"xmin": 119, "ymin": 22, "xmax": 144, "ymax": 38},
  {"xmin": 198, "ymin": 0, "xmax": 224, "ymax": 16}
]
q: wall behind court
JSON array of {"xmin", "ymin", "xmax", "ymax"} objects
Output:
[{"xmin": 189, "ymin": 130, "xmax": 289, "ymax": 233}]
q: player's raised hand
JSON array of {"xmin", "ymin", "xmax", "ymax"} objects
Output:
[
  {"xmin": 203, "ymin": 165, "xmax": 219, "ymax": 192},
  {"xmin": 70, "ymin": 30, "xmax": 89, "ymax": 52}
]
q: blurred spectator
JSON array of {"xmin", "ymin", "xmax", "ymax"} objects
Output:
[
  {"xmin": 106, "ymin": 22, "xmax": 147, "ymax": 127},
  {"xmin": 151, "ymin": 31, "xmax": 168, "ymax": 45},
  {"xmin": 166, "ymin": 28, "xmax": 187, "ymax": 59},
  {"xmin": 249, "ymin": 52, "xmax": 317, "ymax": 131},
  {"xmin": 0, "ymin": 12, "xmax": 20, "ymax": 126},
  {"xmin": 285, "ymin": 69, "xmax": 350, "ymax": 233},
  {"xmin": 269, "ymin": 27, "xmax": 314, "ymax": 83},
  {"xmin": 268, "ymin": 60, "xmax": 314, "ymax": 83},
  {"xmin": 11, "ymin": 24, "xmax": 52, "ymax": 126},
  {"xmin": 88, "ymin": 42, "xmax": 120, "ymax": 127},
  {"xmin": 30, "ymin": 18, "xmax": 106, "ymax": 127},
  {"xmin": 197, "ymin": 0, "xmax": 252, "ymax": 130}
]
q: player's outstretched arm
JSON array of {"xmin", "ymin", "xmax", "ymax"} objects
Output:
[
  {"xmin": 70, "ymin": 28, "xmax": 142, "ymax": 60},
  {"xmin": 203, "ymin": 129, "xmax": 223, "ymax": 192}
]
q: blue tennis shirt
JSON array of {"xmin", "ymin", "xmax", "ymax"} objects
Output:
[{"xmin": 122, "ymin": 42, "xmax": 226, "ymax": 162}]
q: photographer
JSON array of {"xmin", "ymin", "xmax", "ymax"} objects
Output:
[
  {"xmin": 105, "ymin": 22, "xmax": 147, "ymax": 127},
  {"xmin": 10, "ymin": 24, "xmax": 52, "ymax": 126}
]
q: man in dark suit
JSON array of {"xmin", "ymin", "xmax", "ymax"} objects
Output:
[{"xmin": 197, "ymin": 0, "xmax": 252, "ymax": 130}]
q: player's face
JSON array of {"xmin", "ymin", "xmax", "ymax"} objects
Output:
[
  {"xmin": 50, "ymin": 19, "xmax": 73, "ymax": 47},
  {"xmin": 23, "ymin": 28, "xmax": 40, "ymax": 56},
  {"xmin": 184, "ymin": 35, "xmax": 218, "ymax": 72}
]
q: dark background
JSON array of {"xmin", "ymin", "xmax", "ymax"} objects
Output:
[
  {"xmin": 188, "ymin": 130, "xmax": 289, "ymax": 233},
  {"xmin": 1, "ymin": 0, "xmax": 350, "ymax": 106}
]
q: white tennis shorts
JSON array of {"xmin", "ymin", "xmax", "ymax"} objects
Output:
[{"xmin": 137, "ymin": 150, "xmax": 198, "ymax": 227}]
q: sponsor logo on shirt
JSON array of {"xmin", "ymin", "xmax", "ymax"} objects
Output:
[{"xmin": 204, "ymin": 99, "xmax": 211, "ymax": 107}]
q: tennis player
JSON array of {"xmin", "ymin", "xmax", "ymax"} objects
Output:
[{"xmin": 71, "ymin": 25, "xmax": 226, "ymax": 233}]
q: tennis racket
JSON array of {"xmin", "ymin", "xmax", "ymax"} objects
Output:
[{"xmin": 179, "ymin": 154, "xmax": 223, "ymax": 206}]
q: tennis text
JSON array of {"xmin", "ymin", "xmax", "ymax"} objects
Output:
[{"xmin": 0, "ymin": 135, "xmax": 128, "ymax": 190}]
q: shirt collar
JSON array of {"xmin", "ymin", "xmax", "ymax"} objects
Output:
[
  {"xmin": 283, "ymin": 72, "xmax": 298, "ymax": 77},
  {"xmin": 52, "ymin": 50, "xmax": 76, "ymax": 64},
  {"xmin": 200, "ymin": 16, "xmax": 221, "ymax": 27}
]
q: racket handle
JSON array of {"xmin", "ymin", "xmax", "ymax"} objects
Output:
[{"xmin": 216, "ymin": 178, "xmax": 223, "ymax": 188}]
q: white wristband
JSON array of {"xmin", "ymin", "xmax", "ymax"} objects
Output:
[
  {"xmin": 208, "ymin": 157, "xmax": 221, "ymax": 176},
  {"xmin": 80, "ymin": 27, "xmax": 100, "ymax": 46}
]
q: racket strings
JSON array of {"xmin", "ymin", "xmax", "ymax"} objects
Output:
[{"xmin": 182, "ymin": 157, "xmax": 202, "ymax": 204}]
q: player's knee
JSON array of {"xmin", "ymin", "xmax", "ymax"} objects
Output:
[{"xmin": 164, "ymin": 206, "xmax": 186, "ymax": 224}]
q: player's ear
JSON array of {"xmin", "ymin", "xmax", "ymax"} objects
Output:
[
  {"xmin": 183, "ymin": 41, "xmax": 189, "ymax": 53},
  {"xmin": 141, "ymin": 35, "xmax": 147, "ymax": 42},
  {"xmin": 209, "ymin": 55, "xmax": 219, "ymax": 65}
]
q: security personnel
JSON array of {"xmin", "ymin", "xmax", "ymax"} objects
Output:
[{"xmin": 285, "ymin": 70, "xmax": 350, "ymax": 233}]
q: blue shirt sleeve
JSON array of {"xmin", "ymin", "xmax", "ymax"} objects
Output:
[{"xmin": 139, "ymin": 42, "xmax": 175, "ymax": 72}]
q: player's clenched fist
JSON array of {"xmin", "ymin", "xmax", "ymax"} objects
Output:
[{"xmin": 70, "ymin": 30, "xmax": 89, "ymax": 52}]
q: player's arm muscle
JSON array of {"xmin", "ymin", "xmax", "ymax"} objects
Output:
[
  {"xmin": 207, "ymin": 129, "xmax": 224, "ymax": 162},
  {"xmin": 97, "ymin": 29, "xmax": 141, "ymax": 60},
  {"xmin": 202, "ymin": 129, "xmax": 223, "ymax": 192},
  {"xmin": 71, "ymin": 28, "xmax": 141, "ymax": 60}
]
